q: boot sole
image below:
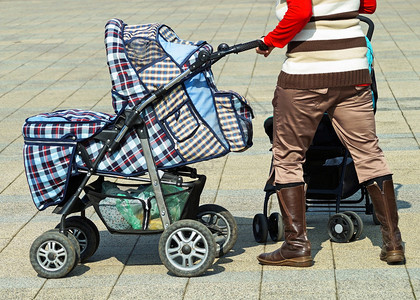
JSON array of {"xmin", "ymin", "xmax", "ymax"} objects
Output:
[
  {"xmin": 257, "ymin": 256, "xmax": 313, "ymax": 267},
  {"xmin": 380, "ymin": 250, "xmax": 405, "ymax": 264}
]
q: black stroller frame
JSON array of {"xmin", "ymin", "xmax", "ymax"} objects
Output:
[
  {"xmin": 253, "ymin": 16, "xmax": 380, "ymax": 244},
  {"xmin": 26, "ymin": 20, "xmax": 268, "ymax": 278}
]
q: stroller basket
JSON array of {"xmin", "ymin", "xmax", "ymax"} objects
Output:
[{"xmin": 84, "ymin": 174, "xmax": 205, "ymax": 234}]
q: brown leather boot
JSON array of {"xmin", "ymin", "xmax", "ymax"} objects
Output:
[
  {"xmin": 257, "ymin": 185, "xmax": 313, "ymax": 267},
  {"xmin": 367, "ymin": 180, "xmax": 405, "ymax": 264}
]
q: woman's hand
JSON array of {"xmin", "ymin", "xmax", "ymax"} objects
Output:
[{"xmin": 256, "ymin": 46, "xmax": 274, "ymax": 57}]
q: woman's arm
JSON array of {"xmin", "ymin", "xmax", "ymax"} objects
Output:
[
  {"xmin": 359, "ymin": 0, "xmax": 376, "ymax": 14},
  {"xmin": 263, "ymin": 0, "xmax": 312, "ymax": 49}
]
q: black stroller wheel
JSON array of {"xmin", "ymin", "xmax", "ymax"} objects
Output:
[
  {"xmin": 343, "ymin": 211, "xmax": 364, "ymax": 241},
  {"xmin": 55, "ymin": 216, "xmax": 100, "ymax": 263},
  {"xmin": 30, "ymin": 230, "xmax": 77, "ymax": 279},
  {"xmin": 253, "ymin": 214, "xmax": 268, "ymax": 243},
  {"xmin": 327, "ymin": 213, "xmax": 355, "ymax": 243},
  {"xmin": 159, "ymin": 220, "xmax": 216, "ymax": 277},
  {"xmin": 268, "ymin": 212, "xmax": 284, "ymax": 242},
  {"xmin": 197, "ymin": 204, "xmax": 238, "ymax": 258}
]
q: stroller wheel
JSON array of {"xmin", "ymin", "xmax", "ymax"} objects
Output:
[
  {"xmin": 197, "ymin": 204, "xmax": 238, "ymax": 258},
  {"xmin": 55, "ymin": 216, "xmax": 100, "ymax": 263},
  {"xmin": 327, "ymin": 213, "xmax": 355, "ymax": 243},
  {"xmin": 29, "ymin": 230, "xmax": 77, "ymax": 279},
  {"xmin": 268, "ymin": 212, "xmax": 284, "ymax": 242},
  {"xmin": 253, "ymin": 214, "xmax": 268, "ymax": 243},
  {"xmin": 159, "ymin": 220, "xmax": 216, "ymax": 277},
  {"xmin": 343, "ymin": 211, "xmax": 364, "ymax": 241},
  {"xmin": 47, "ymin": 229, "xmax": 80, "ymax": 269}
]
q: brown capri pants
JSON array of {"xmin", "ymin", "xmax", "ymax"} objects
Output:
[{"xmin": 271, "ymin": 84, "xmax": 392, "ymax": 185}]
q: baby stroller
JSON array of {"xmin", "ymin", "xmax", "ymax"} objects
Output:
[
  {"xmin": 23, "ymin": 18, "xmax": 265, "ymax": 278},
  {"xmin": 253, "ymin": 16, "xmax": 379, "ymax": 244}
]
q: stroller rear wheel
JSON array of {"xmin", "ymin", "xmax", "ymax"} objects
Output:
[
  {"xmin": 55, "ymin": 216, "xmax": 100, "ymax": 262},
  {"xmin": 197, "ymin": 204, "xmax": 238, "ymax": 258},
  {"xmin": 29, "ymin": 230, "xmax": 78, "ymax": 278},
  {"xmin": 327, "ymin": 213, "xmax": 355, "ymax": 243},
  {"xmin": 158, "ymin": 220, "xmax": 216, "ymax": 277},
  {"xmin": 253, "ymin": 213, "xmax": 268, "ymax": 243}
]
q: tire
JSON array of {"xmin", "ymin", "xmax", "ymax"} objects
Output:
[
  {"xmin": 327, "ymin": 213, "xmax": 355, "ymax": 243},
  {"xmin": 253, "ymin": 213, "xmax": 268, "ymax": 243},
  {"xmin": 158, "ymin": 220, "xmax": 216, "ymax": 277},
  {"xmin": 197, "ymin": 204, "xmax": 238, "ymax": 257},
  {"xmin": 55, "ymin": 216, "xmax": 99, "ymax": 262},
  {"xmin": 343, "ymin": 211, "xmax": 364, "ymax": 241},
  {"xmin": 268, "ymin": 212, "xmax": 284, "ymax": 242},
  {"xmin": 29, "ymin": 230, "xmax": 77, "ymax": 279}
]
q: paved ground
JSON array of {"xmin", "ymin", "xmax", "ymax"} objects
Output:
[{"xmin": 0, "ymin": 0, "xmax": 419, "ymax": 299}]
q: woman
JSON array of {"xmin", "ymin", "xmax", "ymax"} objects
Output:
[{"xmin": 256, "ymin": 0, "xmax": 405, "ymax": 267}]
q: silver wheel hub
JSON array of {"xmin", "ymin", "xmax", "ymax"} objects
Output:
[{"xmin": 37, "ymin": 240, "xmax": 68, "ymax": 271}]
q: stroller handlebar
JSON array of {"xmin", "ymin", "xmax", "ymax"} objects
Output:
[
  {"xmin": 189, "ymin": 39, "xmax": 268, "ymax": 72},
  {"xmin": 226, "ymin": 39, "xmax": 269, "ymax": 53}
]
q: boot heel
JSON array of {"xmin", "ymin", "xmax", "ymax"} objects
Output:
[
  {"xmin": 385, "ymin": 250, "xmax": 405, "ymax": 264},
  {"xmin": 287, "ymin": 256, "xmax": 313, "ymax": 267}
]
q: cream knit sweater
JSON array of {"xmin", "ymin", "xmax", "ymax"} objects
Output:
[{"xmin": 276, "ymin": 0, "xmax": 372, "ymax": 89}]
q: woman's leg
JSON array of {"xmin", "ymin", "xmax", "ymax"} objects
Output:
[{"xmin": 328, "ymin": 85, "xmax": 404, "ymax": 263}]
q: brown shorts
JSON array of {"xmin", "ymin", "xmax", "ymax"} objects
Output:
[{"xmin": 271, "ymin": 84, "xmax": 391, "ymax": 184}]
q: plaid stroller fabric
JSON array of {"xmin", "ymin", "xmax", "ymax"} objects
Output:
[
  {"xmin": 23, "ymin": 110, "xmax": 114, "ymax": 209},
  {"xmin": 23, "ymin": 19, "xmax": 254, "ymax": 210}
]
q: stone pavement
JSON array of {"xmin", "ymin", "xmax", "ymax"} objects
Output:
[{"xmin": 0, "ymin": 0, "xmax": 419, "ymax": 299}]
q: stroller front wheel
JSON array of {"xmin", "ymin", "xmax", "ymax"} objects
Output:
[
  {"xmin": 343, "ymin": 211, "xmax": 364, "ymax": 241},
  {"xmin": 253, "ymin": 213, "xmax": 268, "ymax": 243},
  {"xmin": 327, "ymin": 213, "xmax": 355, "ymax": 243},
  {"xmin": 55, "ymin": 216, "xmax": 100, "ymax": 263},
  {"xmin": 158, "ymin": 220, "xmax": 216, "ymax": 277},
  {"xmin": 29, "ymin": 230, "xmax": 78, "ymax": 278},
  {"xmin": 268, "ymin": 212, "xmax": 284, "ymax": 242}
]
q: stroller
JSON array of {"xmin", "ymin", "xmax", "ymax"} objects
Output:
[
  {"xmin": 23, "ymin": 19, "xmax": 265, "ymax": 278},
  {"xmin": 252, "ymin": 16, "xmax": 379, "ymax": 244}
]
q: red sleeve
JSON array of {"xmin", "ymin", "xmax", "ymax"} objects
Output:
[
  {"xmin": 359, "ymin": 0, "xmax": 376, "ymax": 14},
  {"xmin": 263, "ymin": 0, "xmax": 312, "ymax": 48}
]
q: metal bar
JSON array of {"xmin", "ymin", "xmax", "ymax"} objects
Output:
[{"xmin": 137, "ymin": 126, "xmax": 171, "ymax": 229}]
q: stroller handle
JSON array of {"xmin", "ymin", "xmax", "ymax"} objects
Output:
[
  {"xmin": 226, "ymin": 39, "xmax": 269, "ymax": 53},
  {"xmin": 189, "ymin": 39, "xmax": 268, "ymax": 72},
  {"xmin": 357, "ymin": 15, "xmax": 374, "ymax": 41}
]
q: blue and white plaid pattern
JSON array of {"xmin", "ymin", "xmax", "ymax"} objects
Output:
[
  {"xmin": 106, "ymin": 19, "xmax": 148, "ymax": 112},
  {"xmin": 176, "ymin": 124, "xmax": 226, "ymax": 161},
  {"xmin": 23, "ymin": 109, "xmax": 113, "ymax": 141},
  {"xmin": 165, "ymin": 104, "xmax": 199, "ymax": 142},
  {"xmin": 24, "ymin": 143, "xmax": 76, "ymax": 210},
  {"xmin": 155, "ymin": 85, "xmax": 189, "ymax": 120},
  {"xmin": 214, "ymin": 92, "xmax": 253, "ymax": 151},
  {"xmin": 76, "ymin": 107, "xmax": 182, "ymax": 175},
  {"xmin": 139, "ymin": 57, "xmax": 181, "ymax": 89}
]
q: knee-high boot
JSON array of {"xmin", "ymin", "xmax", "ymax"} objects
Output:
[
  {"xmin": 366, "ymin": 179, "xmax": 405, "ymax": 263},
  {"xmin": 257, "ymin": 185, "xmax": 313, "ymax": 267}
]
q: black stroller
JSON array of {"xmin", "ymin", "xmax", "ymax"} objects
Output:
[
  {"xmin": 23, "ymin": 19, "xmax": 266, "ymax": 278},
  {"xmin": 253, "ymin": 16, "xmax": 379, "ymax": 244}
]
